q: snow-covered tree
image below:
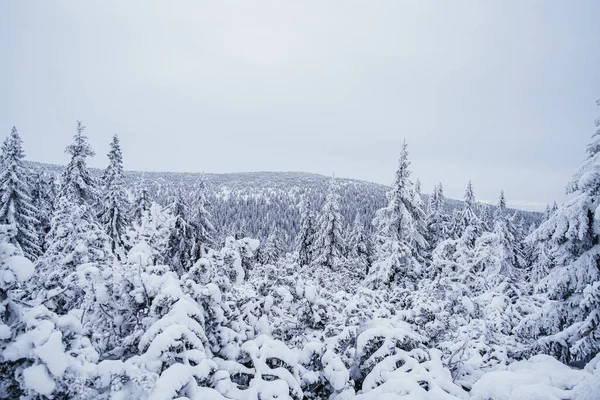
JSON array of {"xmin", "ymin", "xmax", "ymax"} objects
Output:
[
  {"xmin": 37, "ymin": 198, "xmax": 114, "ymax": 312},
  {"xmin": 165, "ymin": 191, "xmax": 195, "ymax": 275},
  {"xmin": 259, "ymin": 227, "xmax": 286, "ymax": 265},
  {"xmin": 493, "ymin": 190, "xmax": 507, "ymax": 222},
  {"xmin": 367, "ymin": 141, "xmax": 427, "ymax": 289},
  {"xmin": 479, "ymin": 204, "xmax": 492, "ymax": 232},
  {"xmin": 189, "ymin": 181, "xmax": 215, "ymax": 261},
  {"xmin": 0, "ymin": 127, "xmax": 40, "ymax": 259},
  {"xmin": 58, "ymin": 121, "xmax": 97, "ymax": 205},
  {"xmin": 347, "ymin": 214, "xmax": 370, "ymax": 276},
  {"xmin": 524, "ymin": 103, "xmax": 600, "ymax": 363},
  {"xmin": 130, "ymin": 183, "xmax": 151, "ymax": 225},
  {"xmin": 98, "ymin": 134, "xmax": 130, "ymax": 257},
  {"xmin": 30, "ymin": 172, "xmax": 55, "ymax": 251},
  {"xmin": 297, "ymin": 195, "xmax": 317, "ymax": 267},
  {"xmin": 313, "ymin": 179, "xmax": 345, "ymax": 270},
  {"xmin": 451, "ymin": 181, "xmax": 483, "ymax": 239},
  {"xmin": 126, "ymin": 202, "xmax": 171, "ymax": 259},
  {"xmin": 473, "ymin": 191, "xmax": 525, "ymax": 299},
  {"xmin": 35, "ymin": 124, "xmax": 113, "ymax": 313},
  {"xmin": 426, "ymin": 182, "xmax": 450, "ymax": 251}
]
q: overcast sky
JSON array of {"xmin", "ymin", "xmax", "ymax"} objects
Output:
[{"xmin": 1, "ymin": 1, "xmax": 599, "ymax": 211}]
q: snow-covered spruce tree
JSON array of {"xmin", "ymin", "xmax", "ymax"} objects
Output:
[
  {"xmin": 30, "ymin": 172, "xmax": 55, "ymax": 251},
  {"xmin": 165, "ymin": 191, "xmax": 196, "ymax": 276},
  {"xmin": 473, "ymin": 190, "xmax": 525, "ymax": 296},
  {"xmin": 412, "ymin": 178, "xmax": 429, "ymax": 261},
  {"xmin": 0, "ymin": 224, "xmax": 102, "ymax": 399},
  {"xmin": 347, "ymin": 213, "xmax": 370, "ymax": 277},
  {"xmin": 541, "ymin": 204, "xmax": 553, "ymax": 223},
  {"xmin": 35, "ymin": 122, "xmax": 113, "ymax": 313},
  {"xmin": 0, "ymin": 223, "xmax": 34, "ymax": 397},
  {"xmin": 313, "ymin": 179, "xmax": 345, "ymax": 270},
  {"xmin": 451, "ymin": 181, "xmax": 484, "ymax": 239},
  {"xmin": 297, "ymin": 195, "xmax": 317, "ymax": 267},
  {"xmin": 37, "ymin": 198, "xmax": 114, "ymax": 313},
  {"xmin": 126, "ymin": 201, "xmax": 172, "ymax": 259},
  {"xmin": 259, "ymin": 227, "xmax": 286, "ymax": 265},
  {"xmin": 426, "ymin": 182, "xmax": 450, "ymax": 254},
  {"xmin": 478, "ymin": 203, "xmax": 492, "ymax": 232},
  {"xmin": 523, "ymin": 103, "xmax": 600, "ymax": 363},
  {"xmin": 98, "ymin": 134, "xmax": 130, "ymax": 258},
  {"xmin": 58, "ymin": 121, "xmax": 98, "ymax": 205},
  {"xmin": 189, "ymin": 181, "xmax": 216, "ymax": 261},
  {"xmin": 0, "ymin": 127, "xmax": 40, "ymax": 260},
  {"xmin": 130, "ymin": 183, "xmax": 151, "ymax": 225},
  {"xmin": 366, "ymin": 141, "xmax": 427, "ymax": 290},
  {"xmin": 129, "ymin": 271, "xmax": 221, "ymax": 400}
]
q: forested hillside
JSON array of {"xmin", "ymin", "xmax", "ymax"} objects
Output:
[
  {"xmin": 0, "ymin": 112, "xmax": 599, "ymax": 399},
  {"xmin": 26, "ymin": 162, "xmax": 542, "ymax": 252}
]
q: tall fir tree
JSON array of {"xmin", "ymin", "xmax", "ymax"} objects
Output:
[
  {"xmin": 313, "ymin": 179, "xmax": 345, "ymax": 270},
  {"xmin": 451, "ymin": 181, "xmax": 484, "ymax": 239},
  {"xmin": 259, "ymin": 226, "xmax": 286, "ymax": 265},
  {"xmin": 99, "ymin": 134, "xmax": 130, "ymax": 257},
  {"xmin": 347, "ymin": 213, "xmax": 370, "ymax": 276},
  {"xmin": 426, "ymin": 182, "xmax": 450, "ymax": 251},
  {"xmin": 367, "ymin": 141, "xmax": 428, "ymax": 289},
  {"xmin": 131, "ymin": 182, "xmax": 151, "ymax": 225},
  {"xmin": 165, "ymin": 190, "xmax": 195, "ymax": 275},
  {"xmin": 493, "ymin": 190, "xmax": 507, "ymax": 222},
  {"xmin": 474, "ymin": 191, "xmax": 525, "ymax": 299},
  {"xmin": 30, "ymin": 172, "xmax": 55, "ymax": 251},
  {"xmin": 297, "ymin": 195, "xmax": 317, "ymax": 266},
  {"xmin": 0, "ymin": 127, "xmax": 41, "ymax": 259},
  {"xmin": 525, "ymin": 100, "xmax": 600, "ymax": 363},
  {"xmin": 189, "ymin": 181, "xmax": 215, "ymax": 261},
  {"xmin": 36, "ymin": 123, "xmax": 113, "ymax": 312},
  {"xmin": 479, "ymin": 203, "xmax": 492, "ymax": 232},
  {"xmin": 59, "ymin": 121, "xmax": 97, "ymax": 205}
]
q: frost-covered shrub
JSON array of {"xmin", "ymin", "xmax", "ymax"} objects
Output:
[
  {"xmin": 357, "ymin": 349, "xmax": 468, "ymax": 400},
  {"xmin": 3, "ymin": 305, "xmax": 99, "ymax": 398},
  {"xmin": 352, "ymin": 319, "xmax": 424, "ymax": 388},
  {"xmin": 214, "ymin": 335, "xmax": 303, "ymax": 400}
]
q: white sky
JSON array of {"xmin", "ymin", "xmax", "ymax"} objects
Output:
[{"xmin": 2, "ymin": 1, "xmax": 599, "ymax": 211}]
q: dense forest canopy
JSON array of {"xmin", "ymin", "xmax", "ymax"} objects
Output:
[{"xmin": 0, "ymin": 105, "xmax": 599, "ymax": 399}]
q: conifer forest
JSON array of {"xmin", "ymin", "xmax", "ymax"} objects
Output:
[
  {"xmin": 1, "ymin": 107, "xmax": 600, "ymax": 399},
  {"xmin": 3, "ymin": 2, "xmax": 600, "ymax": 399}
]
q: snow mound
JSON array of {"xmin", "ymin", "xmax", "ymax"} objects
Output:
[
  {"xmin": 5, "ymin": 254, "xmax": 34, "ymax": 282},
  {"xmin": 23, "ymin": 364, "xmax": 56, "ymax": 395},
  {"xmin": 470, "ymin": 355, "xmax": 600, "ymax": 400}
]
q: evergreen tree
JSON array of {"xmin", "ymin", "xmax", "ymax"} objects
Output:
[
  {"xmin": 474, "ymin": 191, "xmax": 525, "ymax": 299},
  {"xmin": 347, "ymin": 213, "xmax": 370, "ymax": 276},
  {"xmin": 493, "ymin": 190, "xmax": 507, "ymax": 222},
  {"xmin": 0, "ymin": 127, "xmax": 40, "ymax": 259},
  {"xmin": 131, "ymin": 183, "xmax": 151, "ymax": 225},
  {"xmin": 36, "ymin": 127, "xmax": 113, "ymax": 312},
  {"xmin": 59, "ymin": 121, "xmax": 97, "ymax": 205},
  {"xmin": 451, "ymin": 181, "xmax": 483, "ymax": 238},
  {"xmin": 479, "ymin": 204, "xmax": 492, "ymax": 232},
  {"xmin": 541, "ymin": 204, "xmax": 553, "ymax": 223},
  {"xmin": 525, "ymin": 101, "xmax": 600, "ymax": 362},
  {"xmin": 259, "ymin": 227, "xmax": 286, "ymax": 265},
  {"xmin": 297, "ymin": 195, "xmax": 317, "ymax": 266},
  {"xmin": 367, "ymin": 141, "xmax": 427, "ymax": 289},
  {"xmin": 165, "ymin": 191, "xmax": 195, "ymax": 275},
  {"xmin": 313, "ymin": 179, "xmax": 345, "ymax": 270},
  {"xmin": 189, "ymin": 181, "xmax": 215, "ymax": 261},
  {"xmin": 30, "ymin": 172, "xmax": 55, "ymax": 250},
  {"xmin": 98, "ymin": 134, "xmax": 129, "ymax": 257},
  {"xmin": 426, "ymin": 182, "xmax": 450, "ymax": 250}
]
